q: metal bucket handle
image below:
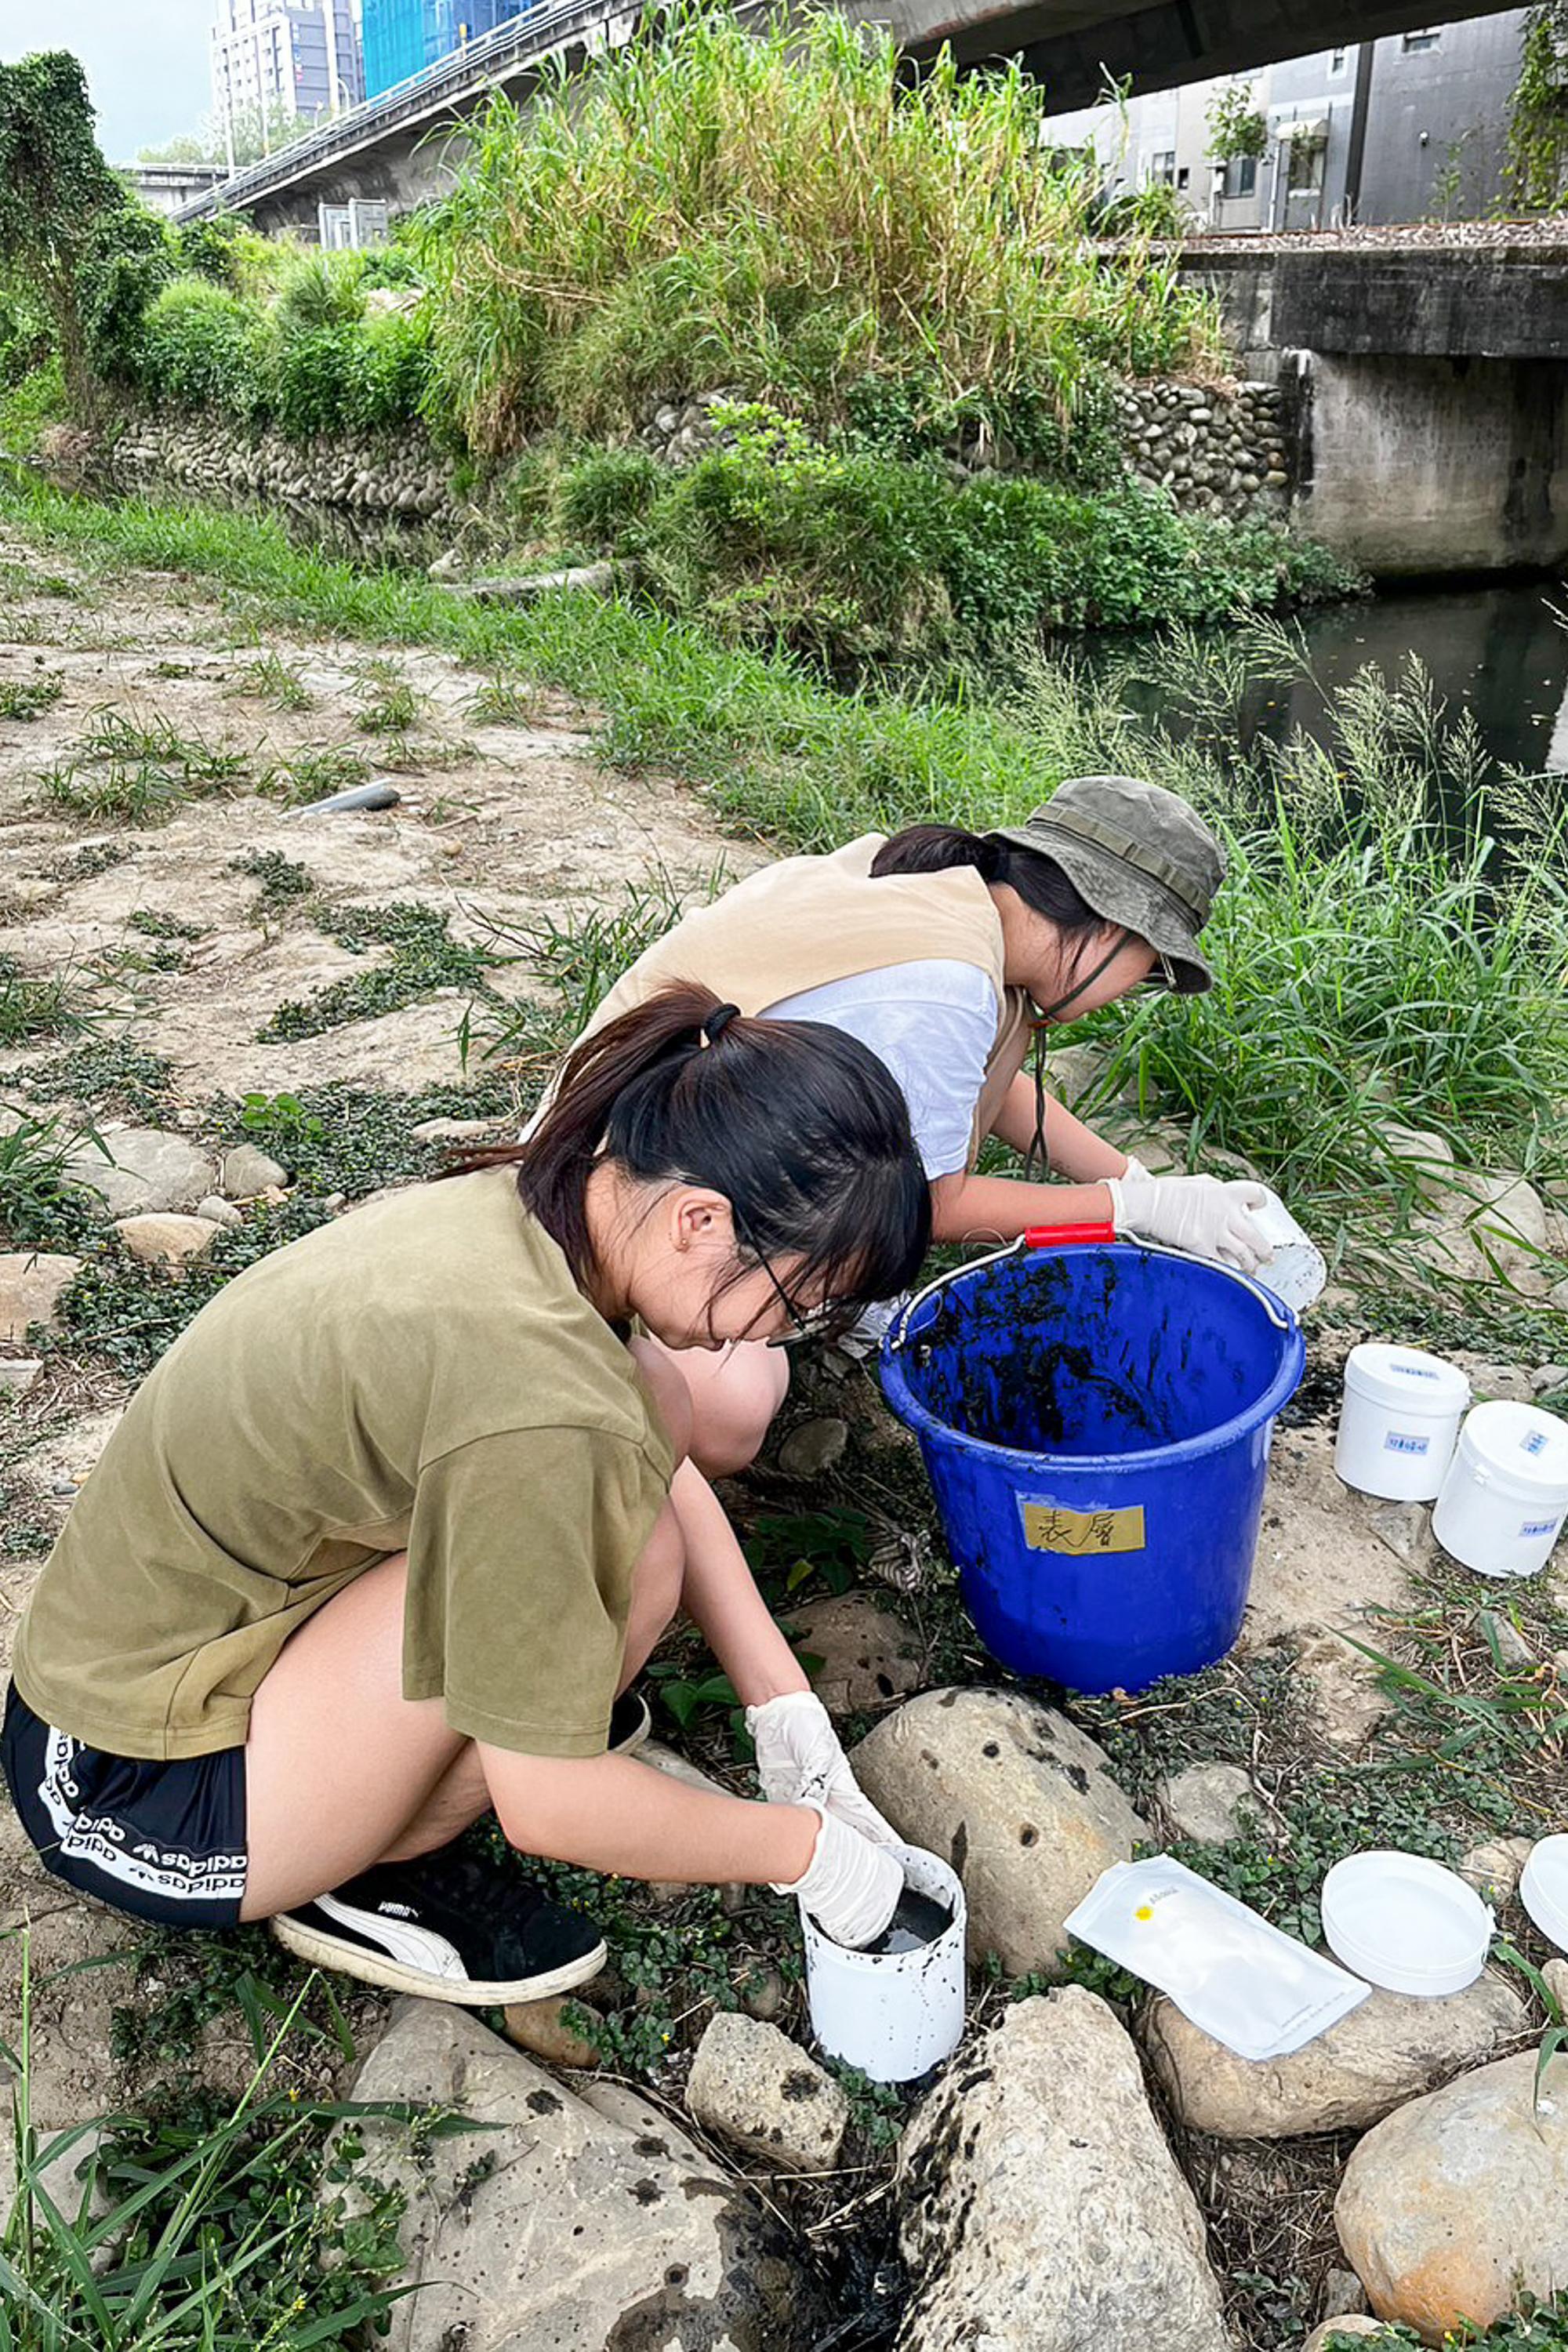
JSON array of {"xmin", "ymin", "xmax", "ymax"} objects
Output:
[{"xmin": 884, "ymin": 1220, "xmax": 1294, "ymax": 1355}]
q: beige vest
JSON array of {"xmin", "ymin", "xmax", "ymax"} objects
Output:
[{"xmin": 575, "ymin": 836, "xmax": 1031, "ymax": 1167}]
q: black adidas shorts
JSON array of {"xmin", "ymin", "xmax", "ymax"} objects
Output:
[{"xmin": 1, "ymin": 1682, "xmax": 248, "ymax": 1929}]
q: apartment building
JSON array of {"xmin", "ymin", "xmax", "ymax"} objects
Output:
[
  {"xmin": 210, "ymin": 0, "xmax": 365, "ymax": 140},
  {"xmin": 1045, "ymin": 12, "xmax": 1528, "ymax": 230}
]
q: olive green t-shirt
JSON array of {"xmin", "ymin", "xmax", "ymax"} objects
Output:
[{"xmin": 13, "ymin": 1169, "xmax": 675, "ymax": 1762}]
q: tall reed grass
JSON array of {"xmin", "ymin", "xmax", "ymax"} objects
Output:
[{"xmin": 416, "ymin": 6, "xmax": 1218, "ymax": 450}]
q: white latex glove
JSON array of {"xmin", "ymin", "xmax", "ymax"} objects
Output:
[
  {"xmin": 1120, "ymin": 1153, "xmax": 1153, "ymax": 1182},
  {"xmin": 746, "ymin": 1690, "xmax": 898, "ymax": 1846},
  {"xmin": 773, "ymin": 1802, "xmax": 902, "ymax": 1949},
  {"xmin": 1107, "ymin": 1171, "xmax": 1273, "ymax": 1276}
]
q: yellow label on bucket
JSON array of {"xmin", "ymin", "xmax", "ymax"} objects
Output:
[{"xmin": 1020, "ymin": 1501, "xmax": 1146, "ymax": 1555}]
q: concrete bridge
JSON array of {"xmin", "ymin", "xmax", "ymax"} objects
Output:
[
  {"xmin": 1188, "ymin": 240, "xmax": 1568, "ymax": 573},
  {"xmin": 179, "ymin": 0, "xmax": 1526, "ymax": 234}
]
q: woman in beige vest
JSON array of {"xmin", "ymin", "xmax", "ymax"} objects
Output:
[{"xmin": 569, "ymin": 775, "xmax": 1270, "ymax": 1479}]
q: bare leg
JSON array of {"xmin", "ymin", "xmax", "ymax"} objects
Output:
[
  {"xmin": 644, "ymin": 1338, "xmax": 787, "ymax": 1479},
  {"xmin": 241, "ymin": 1500, "xmax": 691, "ymax": 1920}
]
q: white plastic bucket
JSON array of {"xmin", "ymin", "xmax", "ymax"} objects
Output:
[
  {"xmin": 1250, "ymin": 1189, "xmax": 1327, "ymax": 1316},
  {"xmin": 1320, "ymin": 1850, "xmax": 1493, "ymax": 1997},
  {"xmin": 1520, "ymin": 1836, "xmax": 1568, "ymax": 1954},
  {"xmin": 1432, "ymin": 1399, "xmax": 1568, "ymax": 1579},
  {"xmin": 800, "ymin": 1842, "xmax": 965, "ymax": 2085},
  {"xmin": 1334, "ymin": 1342, "xmax": 1470, "ymax": 1501}
]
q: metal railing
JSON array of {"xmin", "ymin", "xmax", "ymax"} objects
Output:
[{"xmin": 180, "ymin": 0, "xmax": 631, "ymax": 216}]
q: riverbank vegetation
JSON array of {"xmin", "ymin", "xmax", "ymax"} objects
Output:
[{"xmin": 0, "ymin": 17, "xmax": 1360, "ymax": 659}]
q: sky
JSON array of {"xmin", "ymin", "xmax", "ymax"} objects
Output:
[{"xmin": 0, "ymin": 1, "xmax": 218, "ymax": 162}]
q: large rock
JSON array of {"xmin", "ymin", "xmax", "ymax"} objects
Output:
[
  {"xmin": 1335, "ymin": 2049, "xmax": 1568, "ymax": 2339},
  {"xmin": 784, "ymin": 1592, "xmax": 924, "ymax": 1715},
  {"xmin": 64, "ymin": 1128, "xmax": 216, "ymax": 1217},
  {"xmin": 1410, "ymin": 1173, "xmax": 1551, "ymax": 1298},
  {"xmin": 336, "ymin": 2001, "xmax": 827, "ymax": 2352},
  {"xmin": 686, "ymin": 2013, "xmax": 849, "ymax": 2172},
  {"xmin": 0, "ymin": 1254, "xmax": 79, "ymax": 1344},
  {"xmin": 1145, "ymin": 1969, "xmax": 1527, "ymax": 2139},
  {"xmin": 895, "ymin": 1989, "xmax": 1229, "ymax": 2352},
  {"xmin": 849, "ymin": 1689, "xmax": 1147, "ymax": 1975},
  {"xmin": 1378, "ymin": 1123, "xmax": 1456, "ymax": 1205}
]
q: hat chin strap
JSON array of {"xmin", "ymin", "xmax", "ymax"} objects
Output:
[{"xmin": 1028, "ymin": 928, "xmax": 1131, "ymax": 1027}]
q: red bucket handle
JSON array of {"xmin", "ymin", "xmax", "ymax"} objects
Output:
[{"xmin": 1022, "ymin": 1220, "xmax": 1116, "ymax": 1249}]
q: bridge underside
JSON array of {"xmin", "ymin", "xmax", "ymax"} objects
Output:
[{"xmin": 862, "ymin": 0, "xmax": 1519, "ymax": 109}]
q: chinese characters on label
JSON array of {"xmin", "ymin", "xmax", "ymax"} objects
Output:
[{"xmin": 1019, "ymin": 1500, "xmax": 1146, "ymax": 1555}]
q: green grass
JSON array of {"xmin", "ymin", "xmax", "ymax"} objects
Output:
[
  {"xmin": 417, "ymin": 6, "xmax": 1216, "ymax": 452},
  {"xmin": 0, "ymin": 675, "xmax": 62, "ymax": 722},
  {"xmin": 0, "ymin": 1932, "xmax": 428, "ymax": 2352},
  {"xmin": 0, "ymin": 1105, "xmax": 100, "ymax": 1252},
  {"xmin": 350, "ymin": 657, "xmax": 421, "ymax": 735},
  {"xmin": 260, "ymin": 745, "xmax": 370, "ymax": 807},
  {"xmin": 36, "ymin": 706, "xmax": 250, "ymax": 827},
  {"xmin": 227, "ymin": 650, "xmax": 314, "ymax": 710},
  {"xmin": 0, "ymin": 957, "xmax": 100, "ymax": 1051}
]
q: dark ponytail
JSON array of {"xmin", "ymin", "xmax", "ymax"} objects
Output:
[
  {"xmin": 446, "ymin": 982, "xmax": 931, "ymax": 1327},
  {"xmin": 871, "ymin": 823, "xmax": 1105, "ymax": 940}
]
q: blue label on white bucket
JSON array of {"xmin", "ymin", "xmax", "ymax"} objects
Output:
[
  {"xmin": 1392, "ymin": 1362, "xmax": 1441, "ymax": 1381},
  {"xmin": 1521, "ymin": 1430, "xmax": 1549, "ymax": 1457},
  {"xmin": 1520, "ymin": 1516, "xmax": 1562, "ymax": 1540},
  {"xmin": 1384, "ymin": 1431, "xmax": 1430, "ymax": 1456}
]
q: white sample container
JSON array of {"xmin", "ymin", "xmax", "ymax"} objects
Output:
[
  {"xmin": 1320, "ymin": 1850, "xmax": 1494, "ymax": 1996},
  {"xmin": 1334, "ymin": 1342, "xmax": 1471, "ymax": 1501},
  {"xmin": 1520, "ymin": 1836, "xmax": 1568, "ymax": 1955},
  {"xmin": 1250, "ymin": 1189, "xmax": 1328, "ymax": 1316},
  {"xmin": 801, "ymin": 1842, "xmax": 965, "ymax": 2085},
  {"xmin": 1432, "ymin": 1399, "xmax": 1568, "ymax": 1579}
]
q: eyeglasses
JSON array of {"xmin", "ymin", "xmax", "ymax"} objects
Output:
[{"xmin": 732, "ymin": 1208, "xmax": 853, "ymax": 1348}]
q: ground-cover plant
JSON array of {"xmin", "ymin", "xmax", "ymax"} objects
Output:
[
  {"xmin": 0, "ymin": 1103, "xmax": 99, "ymax": 1250},
  {"xmin": 483, "ymin": 858, "xmax": 730, "ymax": 1050},
  {"xmin": 417, "ymin": 5, "xmax": 1217, "ymax": 453},
  {"xmin": 259, "ymin": 899, "xmax": 503, "ymax": 1041},
  {"xmin": 9, "ymin": 1039, "xmax": 175, "ymax": 1120},
  {"xmin": 228, "ymin": 844, "xmax": 314, "ymax": 915}
]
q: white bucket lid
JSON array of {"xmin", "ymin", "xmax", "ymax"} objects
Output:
[
  {"xmin": 1520, "ymin": 1835, "xmax": 1568, "ymax": 1955},
  {"xmin": 1456, "ymin": 1400, "xmax": 1568, "ymax": 1502},
  {"xmin": 1343, "ymin": 1342, "xmax": 1471, "ymax": 1417},
  {"xmin": 1319, "ymin": 1849, "xmax": 1493, "ymax": 1996}
]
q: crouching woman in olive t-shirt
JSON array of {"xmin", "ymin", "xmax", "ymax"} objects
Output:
[{"xmin": 2, "ymin": 984, "xmax": 930, "ymax": 2001}]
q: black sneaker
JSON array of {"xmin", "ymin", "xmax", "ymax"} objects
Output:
[
  {"xmin": 270, "ymin": 1845, "xmax": 606, "ymax": 2005},
  {"xmin": 608, "ymin": 1685, "xmax": 651, "ymax": 1755}
]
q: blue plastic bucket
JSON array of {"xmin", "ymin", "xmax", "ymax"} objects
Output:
[{"xmin": 880, "ymin": 1239, "xmax": 1305, "ymax": 1693}]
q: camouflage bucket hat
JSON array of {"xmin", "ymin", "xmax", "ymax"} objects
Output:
[{"xmin": 986, "ymin": 775, "xmax": 1225, "ymax": 994}]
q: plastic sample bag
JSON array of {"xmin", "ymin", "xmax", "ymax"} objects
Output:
[{"xmin": 1063, "ymin": 1856, "xmax": 1370, "ymax": 2060}]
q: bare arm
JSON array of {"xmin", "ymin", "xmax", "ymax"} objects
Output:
[
  {"xmin": 671, "ymin": 1457, "xmax": 809, "ymax": 1707},
  {"xmin": 930, "ymin": 1168, "xmax": 1115, "ymax": 1245},
  {"xmin": 479, "ymin": 1742, "xmax": 819, "ymax": 1887},
  {"xmin": 989, "ymin": 1070, "xmax": 1132, "ymax": 1181}
]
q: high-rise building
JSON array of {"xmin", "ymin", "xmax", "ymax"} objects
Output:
[
  {"xmin": 211, "ymin": 0, "xmax": 365, "ymax": 151},
  {"xmin": 361, "ymin": 0, "xmax": 524, "ymax": 100}
]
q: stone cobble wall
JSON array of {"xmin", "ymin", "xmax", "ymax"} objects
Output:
[
  {"xmin": 113, "ymin": 411, "xmax": 454, "ymax": 521},
  {"xmin": 111, "ymin": 379, "xmax": 1298, "ymax": 532},
  {"xmin": 637, "ymin": 382, "xmax": 1297, "ymax": 521},
  {"xmin": 1114, "ymin": 380, "xmax": 1293, "ymax": 520}
]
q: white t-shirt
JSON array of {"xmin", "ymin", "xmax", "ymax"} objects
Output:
[{"xmin": 764, "ymin": 960, "xmax": 999, "ymax": 1180}]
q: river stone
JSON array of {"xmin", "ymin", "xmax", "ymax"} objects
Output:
[
  {"xmin": 1304, "ymin": 2324, "xmax": 1390, "ymax": 2350},
  {"xmin": 113, "ymin": 1213, "xmax": 219, "ymax": 1265},
  {"xmin": 0, "ymin": 1357, "xmax": 42, "ymax": 1395},
  {"xmin": 1156, "ymin": 1761, "xmax": 1257, "ymax": 1845},
  {"xmin": 336, "ymin": 2001, "xmax": 827, "ymax": 2352},
  {"xmin": 1544, "ymin": 1958, "xmax": 1568, "ymax": 2013},
  {"xmin": 64, "ymin": 1129, "xmax": 216, "ymax": 1216},
  {"xmin": 196, "ymin": 1194, "xmax": 242, "ymax": 1228},
  {"xmin": 1321, "ymin": 2267, "xmax": 1370, "ymax": 2319},
  {"xmin": 1377, "ymin": 1123, "xmax": 1456, "ymax": 1203},
  {"xmin": 686, "ymin": 2013, "xmax": 848, "ymax": 2172},
  {"xmin": 1458, "ymin": 1835, "xmax": 1534, "ymax": 1901},
  {"xmin": 783, "ymin": 1592, "xmax": 924, "ymax": 1714},
  {"xmin": 895, "ymin": 1989, "xmax": 1229, "ymax": 2352},
  {"xmin": 219, "ymin": 1143, "xmax": 288, "ymax": 1198},
  {"xmin": 501, "ymin": 1994, "xmax": 601, "ymax": 2069},
  {"xmin": 1145, "ymin": 1969, "xmax": 1527, "ymax": 2139},
  {"xmin": 776, "ymin": 1414, "xmax": 849, "ymax": 1479},
  {"xmin": 849, "ymin": 1689, "xmax": 1147, "ymax": 1976},
  {"xmin": 0, "ymin": 1253, "xmax": 80, "ymax": 1344},
  {"xmin": 1334, "ymin": 2049, "xmax": 1568, "ymax": 2338}
]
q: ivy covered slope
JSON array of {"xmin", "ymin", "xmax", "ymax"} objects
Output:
[{"xmin": 0, "ymin": 20, "xmax": 1356, "ymax": 664}]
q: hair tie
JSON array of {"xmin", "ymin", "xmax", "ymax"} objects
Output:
[{"xmin": 699, "ymin": 1002, "xmax": 742, "ymax": 1049}]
